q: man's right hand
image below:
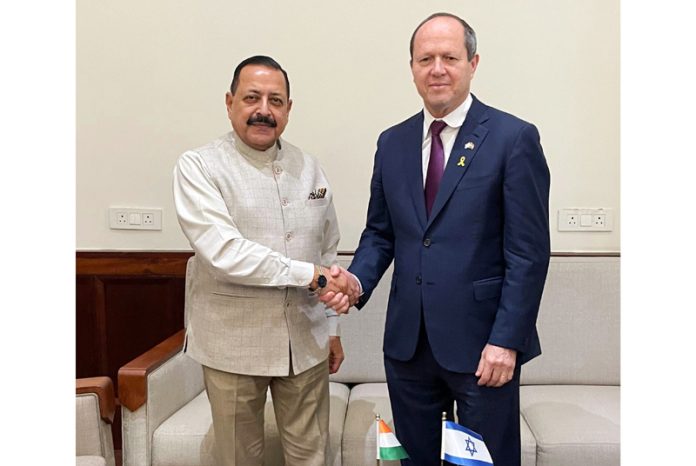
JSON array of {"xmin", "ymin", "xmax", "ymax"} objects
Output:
[{"xmin": 318, "ymin": 265, "xmax": 360, "ymax": 314}]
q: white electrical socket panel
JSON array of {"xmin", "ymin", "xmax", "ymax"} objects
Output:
[
  {"xmin": 109, "ymin": 207, "xmax": 162, "ymax": 230},
  {"xmin": 558, "ymin": 208, "xmax": 613, "ymax": 232}
]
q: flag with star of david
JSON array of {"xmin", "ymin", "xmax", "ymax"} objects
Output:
[{"xmin": 440, "ymin": 420, "xmax": 493, "ymax": 465}]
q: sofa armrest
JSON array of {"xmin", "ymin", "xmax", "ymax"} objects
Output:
[
  {"xmin": 77, "ymin": 377, "xmax": 116, "ymax": 466},
  {"xmin": 118, "ymin": 329, "xmax": 186, "ymax": 412},
  {"xmin": 77, "ymin": 376, "xmax": 115, "ymax": 424},
  {"xmin": 118, "ymin": 330, "xmax": 205, "ymax": 466}
]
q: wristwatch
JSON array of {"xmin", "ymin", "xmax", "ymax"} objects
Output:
[{"xmin": 310, "ymin": 266, "xmax": 327, "ymax": 291}]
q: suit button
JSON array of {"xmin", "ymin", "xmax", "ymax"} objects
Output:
[
  {"xmin": 416, "ymin": 276, "xmax": 422, "ymax": 285},
  {"xmin": 423, "ymin": 238, "xmax": 431, "ymax": 247}
]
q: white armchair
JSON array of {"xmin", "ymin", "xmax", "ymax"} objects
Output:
[
  {"xmin": 117, "ymin": 330, "xmax": 348, "ymax": 465},
  {"xmin": 76, "ymin": 377, "xmax": 116, "ymax": 466}
]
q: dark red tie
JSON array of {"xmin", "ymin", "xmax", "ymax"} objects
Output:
[{"xmin": 424, "ymin": 120, "xmax": 447, "ymax": 217}]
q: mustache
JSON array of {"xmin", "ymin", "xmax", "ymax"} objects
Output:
[{"xmin": 247, "ymin": 114, "xmax": 277, "ymax": 128}]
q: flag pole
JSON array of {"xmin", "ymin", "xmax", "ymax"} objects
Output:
[
  {"xmin": 376, "ymin": 414, "xmax": 381, "ymax": 466},
  {"xmin": 440, "ymin": 411, "xmax": 447, "ymax": 466}
]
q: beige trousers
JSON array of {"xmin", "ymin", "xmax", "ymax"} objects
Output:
[{"xmin": 203, "ymin": 359, "xmax": 329, "ymax": 466}]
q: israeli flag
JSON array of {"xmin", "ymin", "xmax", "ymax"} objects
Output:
[{"xmin": 440, "ymin": 420, "xmax": 493, "ymax": 465}]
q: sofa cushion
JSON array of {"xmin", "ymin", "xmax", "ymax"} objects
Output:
[
  {"xmin": 520, "ymin": 385, "xmax": 620, "ymax": 466},
  {"xmin": 520, "ymin": 416, "xmax": 537, "ymax": 466},
  {"xmin": 151, "ymin": 389, "xmax": 215, "ymax": 466},
  {"xmin": 152, "ymin": 382, "xmax": 349, "ymax": 466},
  {"xmin": 76, "ymin": 456, "xmax": 107, "ymax": 466},
  {"xmin": 343, "ymin": 383, "xmax": 537, "ymax": 466},
  {"xmin": 342, "ymin": 383, "xmax": 398, "ymax": 465}
]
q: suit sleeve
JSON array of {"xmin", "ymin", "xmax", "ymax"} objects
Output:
[
  {"xmin": 488, "ymin": 123, "xmax": 550, "ymax": 352},
  {"xmin": 348, "ymin": 134, "xmax": 396, "ymax": 307}
]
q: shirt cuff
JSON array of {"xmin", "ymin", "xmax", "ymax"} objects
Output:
[
  {"xmin": 351, "ymin": 272, "xmax": 365, "ymax": 296},
  {"xmin": 289, "ymin": 259, "xmax": 315, "ymax": 287},
  {"xmin": 326, "ymin": 314, "xmax": 340, "ymax": 337}
]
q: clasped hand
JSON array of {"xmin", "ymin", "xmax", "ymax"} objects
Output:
[{"xmin": 317, "ymin": 265, "xmax": 360, "ymax": 314}]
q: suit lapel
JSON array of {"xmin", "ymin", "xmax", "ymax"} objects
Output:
[
  {"xmin": 403, "ymin": 112, "xmax": 428, "ymax": 229},
  {"xmin": 426, "ymin": 98, "xmax": 490, "ymax": 228}
]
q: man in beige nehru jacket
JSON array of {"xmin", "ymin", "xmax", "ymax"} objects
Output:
[{"xmin": 173, "ymin": 55, "xmax": 356, "ymax": 465}]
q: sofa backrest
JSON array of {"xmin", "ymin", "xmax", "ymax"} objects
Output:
[
  {"xmin": 330, "ymin": 256, "xmax": 620, "ymax": 386},
  {"xmin": 329, "ymin": 258, "xmax": 390, "ymax": 384},
  {"xmin": 521, "ymin": 256, "xmax": 620, "ymax": 385}
]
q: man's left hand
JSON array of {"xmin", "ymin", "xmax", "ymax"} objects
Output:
[
  {"xmin": 328, "ymin": 336, "xmax": 345, "ymax": 374},
  {"xmin": 475, "ymin": 344, "xmax": 517, "ymax": 387}
]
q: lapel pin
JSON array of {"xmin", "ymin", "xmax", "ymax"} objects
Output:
[
  {"xmin": 464, "ymin": 141, "xmax": 475, "ymax": 150},
  {"xmin": 457, "ymin": 156, "xmax": 466, "ymax": 167}
]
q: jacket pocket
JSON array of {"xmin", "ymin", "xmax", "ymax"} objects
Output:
[
  {"xmin": 473, "ymin": 276, "xmax": 503, "ymax": 301},
  {"xmin": 305, "ymin": 198, "xmax": 329, "ymax": 207},
  {"xmin": 455, "ymin": 174, "xmax": 497, "ymax": 191},
  {"xmin": 210, "ymin": 291, "xmax": 258, "ymax": 299}
]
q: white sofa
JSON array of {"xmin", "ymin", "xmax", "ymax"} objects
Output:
[{"xmin": 119, "ymin": 255, "xmax": 619, "ymax": 465}]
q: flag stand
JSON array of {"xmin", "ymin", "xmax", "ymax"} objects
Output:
[
  {"xmin": 440, "ymin": 411, "xmax": 447, "ymax": 466},
  {"xmin": 376, "ymin": 414, "xmax": 381, "ymax": 466}
]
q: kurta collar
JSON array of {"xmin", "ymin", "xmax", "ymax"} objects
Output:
[{"xmin": 231, "ymin": 131, "xmax": 280, "ymax": 163}]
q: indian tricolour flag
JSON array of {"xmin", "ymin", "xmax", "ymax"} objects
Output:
[{"xmin": 376, "ymin": 418, "xmax": 409, "ymax": 460}]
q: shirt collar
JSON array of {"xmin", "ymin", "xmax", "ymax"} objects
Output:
[{"xmin": 422, "ymin": 93, "xmax": 473, "ymax": 139}]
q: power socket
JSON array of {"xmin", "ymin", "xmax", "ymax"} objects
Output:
[
  {"xmin": 109, "ymin": 207, "xmax": 162, "ymax": 230},
  {"xmin": 558, "ymin": 208, "xmax": 613, "ymax": 232},
  {"xmin": 143, "ymin": 213, "xmax": 155, "ymax": 225}
]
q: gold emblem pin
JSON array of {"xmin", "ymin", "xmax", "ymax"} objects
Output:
[
  {"xmin": 464, "ymin": 141, "xmax": 475, "ymax": 150},
  {"xmin": 457, "ymin": 156, "xmax": 466, "ymax": 167}
]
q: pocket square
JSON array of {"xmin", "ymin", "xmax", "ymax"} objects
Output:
[{"xmin": 308, "ymin": 187, "xmax": 327, "ymax": 200}]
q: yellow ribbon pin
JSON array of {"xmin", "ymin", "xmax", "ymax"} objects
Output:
[{"xmin": 457, "ymin": 156, "xmax": 466, "ymax": 167}]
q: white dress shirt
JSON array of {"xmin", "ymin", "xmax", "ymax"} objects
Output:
[{"xmin": 421, "ymin": 94, "xmax": 473, "ymax": 185}]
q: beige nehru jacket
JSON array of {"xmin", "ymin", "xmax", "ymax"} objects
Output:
[{"xmin": 173, "ymin": 131, "xmax": 340, "ymax": 376}]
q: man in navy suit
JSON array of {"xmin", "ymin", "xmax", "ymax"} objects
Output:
[{"xmin": 322, "ymin": 12, "xmax": 550, "ymax": 466}]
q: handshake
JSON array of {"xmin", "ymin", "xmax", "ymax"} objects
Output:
[{"xmin": 311, "ymin": 265, "xmax": 361, "ymax": 314}]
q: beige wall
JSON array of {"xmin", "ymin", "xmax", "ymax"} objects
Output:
[{"xmin": 77, "ymin": 0, "xmax": 619, "ymax": 252}]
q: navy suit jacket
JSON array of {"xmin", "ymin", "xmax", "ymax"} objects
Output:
[{"xmin": 349, "ymin": 96, "xmax": 551, "ymax": 373}]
